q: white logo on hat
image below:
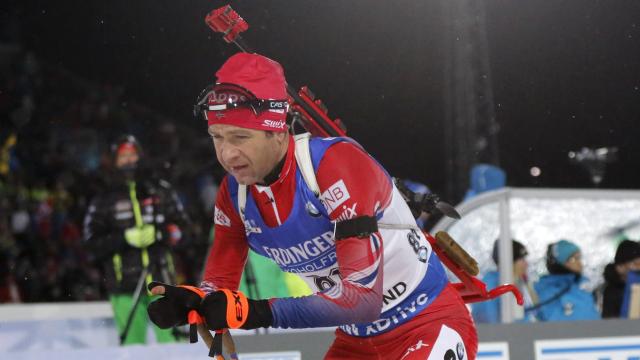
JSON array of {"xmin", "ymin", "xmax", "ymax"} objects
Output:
[{"xmin": 262, "ymin": 119, "xmax": 286, "ymax": 129}]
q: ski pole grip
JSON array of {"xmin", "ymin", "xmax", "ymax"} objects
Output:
[{"xmin": 187, "ymin": 309, "xmax": 203, "ymax": 343}]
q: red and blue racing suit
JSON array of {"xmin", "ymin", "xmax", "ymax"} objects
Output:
[{"xmin": 203, "ymin": 136, "xmax": 477, "ymax": 359}]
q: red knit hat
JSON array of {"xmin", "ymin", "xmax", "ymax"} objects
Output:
[{"xmin": 204, "ymin": 53, "xmax": 289, "ymax": 132}]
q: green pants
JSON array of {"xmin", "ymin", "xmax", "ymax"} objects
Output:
[{"xmin": 110, "ymin": 293, "xmax": 177, "ymax": 345}]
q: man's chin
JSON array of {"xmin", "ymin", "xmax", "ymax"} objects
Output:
[{"xmin": 235, "ymin": 176, "xmax": 258, "ymax": 186}]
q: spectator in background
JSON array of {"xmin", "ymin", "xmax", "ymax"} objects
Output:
[
  {"xmin": 83, "ymin": 134, "xmax": 189, "ymax": 345},
  {"xmin": 0, "ymin": 48, "xmax": 211, "ymax": 303},
  {"xmin": 601, "ymin": 239, "xmax": 640, "ymax": 318},
  {"xmin": 472, "ymin": 239, "xmax": 538, "ymax": 323},
  {"xmin": 463, "ymin": 164, "xmax": 506, "ymax": 201},
  {"xmin": 533, "ymin": 240, "xmax": 599, "ymax": 321}
]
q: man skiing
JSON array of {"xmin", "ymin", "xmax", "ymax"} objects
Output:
[{"xmin": 148, "ymin": 53, "xmax": 478, "ymax": 359}]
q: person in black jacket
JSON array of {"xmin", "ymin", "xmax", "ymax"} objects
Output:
[
  {"xmin": 601, "ymin": 239, "xmax": 640, "ymax": 318},
  {"xmin": 83, "ymin": 134, "xmax": 189, "ymax": 344}
]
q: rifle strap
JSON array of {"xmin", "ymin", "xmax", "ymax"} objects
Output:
[{"xmin": 293, "ymin": 133, "xmax": 320, "ymax": 197}]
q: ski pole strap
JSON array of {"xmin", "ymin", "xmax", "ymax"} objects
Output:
[
  {"xmin": 185, "ymin": 309, "xmax": 203, "ymax": 343},
  {"xmin": 209, "ymin": 330, "xmax": 225, "ymax": 359}
]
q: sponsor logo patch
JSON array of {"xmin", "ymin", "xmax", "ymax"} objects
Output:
[
  {"xmin": 262, "ymin": 231, "xmax": 335, "ymax": 267},
  {"xmin": 262, "ymin": 119, "xmax": 286, "ymax": 129},
  {"xmin": 319, "ymin": 180, "xmax": 351, "ymax": 214},
  {"xmin": 214, "ymin": 206, "xmax": 231, "ymax": 227},
  {"xmin": 339, "ymin": 292, "xmax": 430, "ymax": 336},
  {"xmin": 335, "ymin": 202, "xmax": 357, "ymax": 221},
  {"xmin": 382, "ymin": 281, "xmax": 407, "ymax": 306},
  {"xmin": 401, "ymin": 339, "xmax": 429, "ymax": 359}
]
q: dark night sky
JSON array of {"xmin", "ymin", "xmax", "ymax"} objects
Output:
[{"xmin": 11, "ymin": 0, "xmax": 640, "ymax": 198}]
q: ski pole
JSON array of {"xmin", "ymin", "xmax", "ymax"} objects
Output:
[{"xmin": 119, "ymin": 266, "xmax": 149, "ymax": 344}]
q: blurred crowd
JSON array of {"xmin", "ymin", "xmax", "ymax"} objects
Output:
[{"xmin": 0, "ymin": 48, "xmax": 221, "ymax": 303}]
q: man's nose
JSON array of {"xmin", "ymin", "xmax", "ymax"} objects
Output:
[{"xmin": 220, "ymin": 143, "xmax": 240, "ymax": 162}]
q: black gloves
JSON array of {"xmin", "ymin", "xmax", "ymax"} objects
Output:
[
  {"xmin": 147, "ymin": 282, "xmax": 204, "ymax": 329},
  {"xmin": 147, "ymin": 282, "xmax": 273, "ymax": 331},
  {"xmin": 200, "ymin": 289, "xmax": 273, "ymax": 330}
]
